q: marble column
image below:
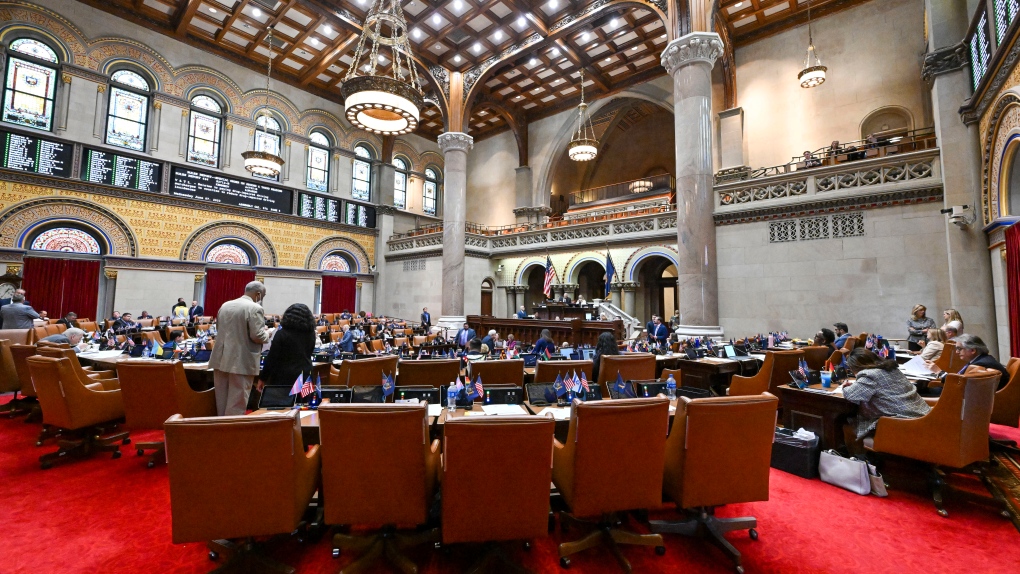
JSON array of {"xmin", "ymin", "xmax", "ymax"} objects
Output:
[
  {"xmin": 662, "ymin": 32, "xmax": 724, "ymax": 337},
  {"xmin": 437, "ymin": 132, "xmax": 473, "ymax": 329},
  {"xmin": 505, "ymin": 287, "xmax": 516, "ymax": 317},
  {"xmin": 515, "ymin": 166, "xmax": 533, "ymax": 224},
  {"xmin": 622, "ymin": 282, "xmax": 638, "ymax": 317},
  {"xmin": 610, "ymin": 281, "xmax": 625, "ymax": 310}
]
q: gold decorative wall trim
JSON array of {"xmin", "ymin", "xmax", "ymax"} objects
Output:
[
  {"xmin": 0, "ymin": 196, "xmax": 137, "ymax": 256},
  {"xmin": 181, "ymin": 221, "xmax": 278, "ymax": 267},
  {"xmin": 305, "ymin": 236, "xmax": 371, "ymax": 273}
]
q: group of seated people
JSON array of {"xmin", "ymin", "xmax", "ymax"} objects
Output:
[{"xmin": 798, "ymin": 133, "xmax": 896, "ymax": 169}]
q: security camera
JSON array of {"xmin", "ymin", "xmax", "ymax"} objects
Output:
[
  {"xmin": 369, "ymin": 265, "xmax": 377, "ymax": 273},
  {"xmin": 941, "ymin": 205, "xmax": 976, "ymax": 228}
]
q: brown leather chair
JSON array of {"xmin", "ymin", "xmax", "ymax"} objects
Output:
[
  {"xmin": 36, "ymin": 346, "xmax": 117, "ymax": 381},
  {"xmin": 866, "ymin": 368, "xmax": 1008, "ymax": 517},
  {"xmin": 54, "ymin": 324, "xmax": 67, "ymax": 333},
  {"xmin": 10, "ymin": 344, "xmax": 38, "ymax": 422},
  {"xmin": 44, "ymin": 324, "xmax": 61, "ymax": 336},
  {"xmin": 117, "ymin": 360, "xmax": 216, "ymax": 468},
  {"xmin": 412, "ymin": 335, "xmax": 427, "ymax": 347},
  {"xmin": 802, "ymin": 345, "xmax": 831, "ymax": 371},
  {"xmin": 138, "ymin": 330, "xmax": 165, "ymax": 346},
  {"xmin": 841, "ymin": 337, "xmax": 856, "ymax": 351},
  {"xmin": 553, "ymin": 397, "xmax": 669, "ymax": 569},
  {"xmin": 728, "ymin": 350, "xmax": 803, "ymax": 397},
  {"xmin": 660, "ymin": 367, "xmax": 682, "ymax": 382},
  {"xmin": 991, "ymin": 357, "xmax": 1020, "ymax": 428},
  {"xmin": 468, "ymin": 359, "xmax": 525, "ymax": 386},
  {"xmin": 165, "ymin": 410, "xmax": 320, "ymax": 573},
  {"xmin": 0, "ymin": 339, "xmax": 30, "ymax": 417},
  {"xmin": 76, "ymin": 321, "xmax": 98, "ymax": 333},
  {"xmin": 594, "ymin": 354, "xmax": 656, "ymax": 397},
  {"xmin": 827, "ymin": 348, "xmax": 848, "ymax": 367},
  {"xmin": 315, "ymin": 325, "xmax": 328, "ymax": 335},
  {"xmin": 534, "ymin": 360, "xmax": 593, "ymax": 384},
  {"xmin": 334, "ymin": 354, "xmax": 398, "ymax": 387},
  {"xmin": 396, "ymin": 358, "xmax": 460, "ymax": 388},
  {"xmin": 26, "ymin": 356, "xmax": 127, "ymax": 469},
  {"xmin": 0, "ymin": 328, "xmax": 33, "ymax": 345},
  {"xmin": 319, "ymin": 403, "xmax": 439, "ymax": 571},
  {"xmin": 32, "ymin": 325, "xmax": 49, "ymax": 342},
  {"xmin": 650, "ymin": 393, "xmax": 779, "ymax": 572},
  {"xmin": 356, "ymin": 342, "xmax": 369, "ymax": 354},
  {"xmin": 443, "ymin": 415, "xmax": 555, "ymax": 571}
]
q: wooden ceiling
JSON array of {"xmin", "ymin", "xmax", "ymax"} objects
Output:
[
  {"xmin": 717, "ymin": 0, "xmax": 872, "ymax": 45},
  {"xmin": 74, "ymin": 0, "xmax": 869, "ymax": 141}
]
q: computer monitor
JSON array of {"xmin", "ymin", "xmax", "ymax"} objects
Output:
[
  {"xmin": 724, "ymin": 345, "xmax": 736, "ymax": 358},
  {"xmin": 559, "ymin": 348, "xmax": 574, "ymax": 359},
  {"xmin": 258, "ymin": 386, "xmax": 296, "ymax": 410},
  {"xmin": 581, "ymin": 348, "xmax": 596, "ymax": 361}
]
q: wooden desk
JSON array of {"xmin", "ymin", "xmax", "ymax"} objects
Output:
[
  {"xmin": 776, "ymin": 384, "xmax": 857, "ymax": 451},
  {"xmin": 466, "ymin": 316, "xmax": 622, "ymax": 348},
  {"xmin": 675, "ymin": 356, "xmax": 760, "ymax": 394}
]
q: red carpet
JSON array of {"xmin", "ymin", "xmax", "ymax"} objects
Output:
[{"xmin": 2, "ymin": 406, "xmax": 1019, "ymax": 574}]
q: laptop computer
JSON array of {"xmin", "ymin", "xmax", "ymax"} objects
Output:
[
  {"xmin": 581, "ymin": 348, "xmax": 596, "ymax": 361},
  {"xmin": 258, "ymin": 386, "xmax": 297, "ymax": 410}
]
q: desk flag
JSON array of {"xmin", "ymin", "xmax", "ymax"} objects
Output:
[
  {"xmin": 570, "ymin": 370, "xmax": 582, "ymax": 394},
  {"xmin": 544, "ymin": 347, "xmax": 552, "ymax": 360},
  {"xmin": 466, "ymin": 375, "xmax": 482, "ymax": 400},
  {"xmin": 382, "ymin": 372, "xmax": 395, "ymax": 398},
  {"xmin": 579, "ymin": 371, "xmax": 590, "ymax": 393},
  {"xmin": 614, "ymin": 372, "xmax": 635, "ymax": 398},
  {"xmin": 552, "ymin": 373, "xmax": 567, "ymax": 398},
  {"xmin": 289, "ymin": 373, "xmax": 304, "ymax": 396}
]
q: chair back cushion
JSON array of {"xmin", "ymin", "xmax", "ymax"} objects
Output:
[
  {"xmin": 534, "ymin": 360, "xmax": 593, "ymax": 384},
  {"xmin": 934, "ymin": 341, "xmax": 956, "ymax": 372},
  {"xmin": 555, "ymin": 397, "xmax": 669, "ymax": 517},
  {"xmin": 0, "ymin": 340, "xmax": 20, "ymax": 393},
  {"xmin": 992, "ymin": 357, "xmax": 1020, "ymax": 427},
  {"xmin": 442, "ymin": 416, "xmax": 554, "ymax": 544},
  {"xmin": 665, "ymin": 394, "xmax": 778, "ymax": 508},
  {"xmin": 319, "ymin": 404, "xmax": 432, "ymax": 526},
  {"xmin": 32, "ymin": 325, "xmax": 48, "ymax": 342},
  {"xmin": 36, "ymin": 346, "xmax": 95, "ymax": 386},
  {"xmin": 467, "ymin": 359, "xmax": 525, "ymax": 386},
  {"xmin": 0, "ymin": 328, "xmax": 32, "ymax": 345},
  {"xmin": 10, "ymin": 344, "xmax": 36, "ymax": 397},
  {"xmin": 595, "ymin": 354, "xmax": 656, "ymax": 395},
  {"xmin": 336, "ymin": 355, "xmax": 399, "ymax": 386},
  {"xmin": 117, "ymin": 361, "xmax": 186, "ymax": 430},
  {"xmin": 802, "ymin": 346, "xmax": 831, "ymax": 371},
  {"xmin": 397, "ymin": 359, "xmax": 460, "ymax": 388}
]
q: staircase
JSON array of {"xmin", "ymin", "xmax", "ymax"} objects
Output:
[{"xmin": 598, "ymin": 301, "xmax": 642, "ymax": 342}]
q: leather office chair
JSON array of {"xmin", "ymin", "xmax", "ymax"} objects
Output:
[
  {"xmin": 26, "ymin": 356, "xmax": 128, "ymax": 469},
  {"xmin": 594, "ymin": 354, "xmax": 656, "ymax": 397},
  {"xmin": 36, "ymin": 346, "xmax": 117, "ymax": 381},
  {"xmin": 335, "ymin": 354, "xmax": 398, "ymax": 387},
  {"xmin": 0, "ymin": 339, "xmax": 30, "ymax": 417},
  {"xmin": 319, "ymin": 403, "xmax": 439, "ymax": 572},
  {"xmin": 55, "ymin": 324, "xmax": 67, "ymax": 333},
  {"xmin": 468, "ymin": 359, "xmax": 525, "ymax": 386},
  {"xmin": 393, "ymin": 337, "xmax": 408, "ymax": 348},
  {"xmin": 165, "ymin": 410, "xmax": 320, "ymax": 573},
  {"xmin": 649, "ymin": 393, "xmax": 779, "ymax": 573},
  {"xmin": 802, "ymin": 346, "xmax": 830, "ymax": 371},
  {"xmin": 553, "ymin": 397, "xmax": 669, "ymax": 570},
  {"xmin": 866, "ymin": 368, "xmax": 1008, "ymax": 518},
  {"xmin": 534, "ymin": 360, "xmax": 593, "ymax": 383},
  {"xmin": 412, "ymin": 335, "xmax": 427, "ymax": 348},
  {"xmin": 933, "ymin": 340, "xmax": 957, "ymax": 373},
  {"xmin": 840, "ymin": 337, "xmax": 856, "ymax": 351},
  {"xmin": 991, "ymin": 357, "xmax": 1020, "ymax": 428},
  {"xmin": 443, "ymin": 416, "xmax": 555, "ymax": 571},
  {"xmin": 32, "ymin": 325, "xmax": 49, "ymax": 342},
  {"xmin": 0, "ymin": 328, "xmax": 32, "ymax": 345},
  {"xmin": 660, "ymin": 368, "xmax": 682, "ymax": 382},
  {"xmin": 728, "ymin": 350, "xmax": 803, "ymax": 397},
  {"xmin": 76, "ymin": 321, "xmax": 97, "ymax": 333},
  {"xmin": 315, "ymin": 325, "xmax": 328, "ymax": 335},
  {"xmin": 827, "ymin": 348, "xmax": 848, "ymax": 367},
  {"xmin": 9, "ymin": 343, "xmax": 41, "ymax": 423},
  {"xmin": 117, "ymin": 360, "xmax": 216, "ymax": 468},
  {"xmin": 369, "ymin": 338, "xmax": 385, "ymax": 352},
  {"xmin": 397, "ymin": 358, "xmax": 460, "ymax": 388},
  {"xmin": 139, "ymin": 330, "xmax": 165, "ymax": 346},
  {"xmin": 356, "ymin": 342, "xmax": 369, "ymax": 354}
]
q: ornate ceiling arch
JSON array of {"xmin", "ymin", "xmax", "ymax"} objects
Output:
[
  {"xmin": 0, "ymin": 196, "xmax": 137, "ymax": 256},
  {"xmin": 181, "ymin": 221, "xmax": 277, "ymax": 267}
]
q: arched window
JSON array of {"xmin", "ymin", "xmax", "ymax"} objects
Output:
[
  {"xmin": 393, "ymin": 157, "xmax": 408, "ymax": 209},
  {"xmin": 3, "ymin": 38, "xmax": 60, "ymax": 131},
  {"xmin": 423, "ymin": 167, "xmax": 440, "ymax": 215},
  {"xmin": 320, "ymin": 253, "xmax": 351, "ymax": 272},
  {"xmin": 187, "ymin": 94, "xmax": 223, "ymax": 167},
  {"xmin": 352, "ymin": 145, "xmax": 372, "ymax": 201},
  {"xmin": 205, "ymin": 243, "xmax": 250, "ymax": 265},
  {"xmin": 105, "ymin": 70, "xmax": 150, "ymax": 151},
  {"xmin": 30, "ymin": 227, "xmax": 102, "ymax": 254},
  {"xmin": 307, "ymin": 130, "xmax": 331, "ymax": 192},
  {"xmin": 252, "ymin": 113, "xmax": 283, "ymax": 181}
]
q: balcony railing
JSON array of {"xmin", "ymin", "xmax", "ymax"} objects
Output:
[
  {"xmin": 715, "ymin": 127, "xmax": 937, "ymax": 184},
  {"xmin": 568, "ymin": 174, "xmax": 674, "ymax": 208}
]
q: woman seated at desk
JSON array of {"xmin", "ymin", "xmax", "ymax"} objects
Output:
[
  {"xmin": 841, "ymin": 348, "xmax": 930, "ymax": 455},
  {"xmin": 918, "ymin": 327, "xmax": 947, "ymax": 362}
]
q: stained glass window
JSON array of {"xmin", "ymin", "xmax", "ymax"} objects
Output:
[
  {"xmin": 423, "ymin": 168, "xmax": 439, "ymax": 216},
  {"xmin": 106, "ymin": 86, "xmax": 148, "ymax": 151},
  {"xmin": 320, "ymin": 254, "xmax": 351, "ymax": 272},
  {"xmin": 110, "ymin": 70, "xmax": 149, "ymax": 92},
  {"xmin": 393, "ymin": 157, "xmax": 408, "ymax": 209},
  {"xmin": 3, "ymin": 50, "xmax": 57, "ymax": 130},
  {"xmin": 307, "ymin": 131, "xmax": 330, "ymax": 192},
  {"xmin": 206, "ymin": 243, "xmax": 250, "ymax": 265},
  {"xmin": 352, "ymin": 145, "xmax": 372, "ymax": 201},
  {"xmin": 187, "ymin": 95, "xmax": 222, "ymax": 167},
  {"xmin": 30, "ymin": 227, "xmax": 101, "ymax": 254}
]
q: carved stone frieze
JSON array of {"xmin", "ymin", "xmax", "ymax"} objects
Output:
[
  {"xmin": 921, "ymin": 41, "xmax": 968, "ymax": 83},
  {"xmin": 437, "ymin": 132, "xmax": 474, "ymax": 153},
  {"xmin": 713, "ymin": 186, "xmax": 944, "ymax": 225}
]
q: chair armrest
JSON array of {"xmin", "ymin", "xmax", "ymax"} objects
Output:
[
  {"xmin": 84, "ymin": 382, "xmax": 104, "ymax": 391},
  {"xmin": 87, "ymin": 370, "xmax": 117, "ymax": 379},
  {"xmin": 425, "ymin": 439, "xmax": 440, "ymax": 497},
  {"xmin": 551, "ymin": 438, "xmax": 573, "ymax": 504},
  {"xmin": 294, "ymin": 444, "xmax": 321, "ymax": 515},
  {"xmin": 97, "ymin": 378, "xmax": 120, "ymax": 391},
  {"xmin": 180, "ymin": 387, "xmax": 217, "ymax": 418},
  {"xmin": 923, "ymin": 397, "xmax": 938, "ymax": 407}
]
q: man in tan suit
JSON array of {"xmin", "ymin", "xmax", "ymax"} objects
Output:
[{"xmin": 209, "ymin": 281, "xmax": 273, "ymax": 415}]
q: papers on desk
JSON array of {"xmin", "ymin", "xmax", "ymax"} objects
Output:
[
  {"xmin": 480, "ymin": 404, "xmax": 528, "ymax": 416},
  {"xmin": 79, "ymin": 350, "xmax": 128, "ymax": 360},
  {"xmin": 299, "ymin": 410, "xmax": 316, "ymax": 419},
  {"xmin": 750, "ymin": 354, "xmax": 767, "ymax": 361},
  {"xmin": 427, "ymin": 405, "xmax": 444, "ymax": 417},
  {"xmin": 900, "ymin": 356, "xmax": 936, "ymax": 379},
  {"xmin": 537, "ymin": 407, "xmax": 571, "ymax": 420}
]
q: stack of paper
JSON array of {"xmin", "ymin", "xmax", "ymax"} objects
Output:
[
  {"xmin": 480, "ymin": 404, "xmax": 528, "ymax": 416},
  {"xmin": 901, "ymin": 356, "xmax": 936, "ymax": 378},
  {"xmin": 537, "ymin": 407, "xmax": 571, "ymax": 420},
  {"xmin": 427, "ymin": 404, "xmax": 444, "ymax": 417}
]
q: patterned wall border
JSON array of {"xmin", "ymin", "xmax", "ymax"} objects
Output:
[
  {"xmin": 982, "ymin": 94, "xmax": 1020, "ymax": 225},
  {"xmin": 622, "ymin": 245, "xmax": 679, "ymax": 281},
  {"xmin": 564, "ymin": 251, "xmax": 608, "ymax": 284},
  {"xmin": 305, "ymin": 236, "xmax": 371, "ymax": 274},
  {"xmin": 0, "ymin": 196, "xmax": 137, "ymax": 256},
  {"xmin": 712, "ymin": 186, "xmax": 945, "ymax": 226},
  {"xmin": 181, "ymin": 221, "xmax": 278, "ymax": 267}
]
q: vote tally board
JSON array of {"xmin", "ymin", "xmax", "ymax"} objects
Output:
[
  {"xmin": 1, "ymin": 129, "xmax": 73, "ymax": 178},
  {"xmin": 169, "ymin": 166, "xmax": 292, "ymax": 213},
  {"xmin": 81, "ymin": 147, "xmax": 162, "ymax": 193}
]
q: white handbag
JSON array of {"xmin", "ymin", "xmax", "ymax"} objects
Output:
[{"xmin": 818, "ymin": 449, "xmax": 872, "ymax": 495}]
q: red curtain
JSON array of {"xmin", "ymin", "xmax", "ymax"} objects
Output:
[
  {"xmin": 1007, "ymin": 223, "xmax": 1020, "ymax": 357},
  {"xmin": 321, "ymin": 275, "xmax": 357, "ymax": 313},
  {"xmin": 22, "ymin": 257, "xmax": 100, "ymax": 319},
  {"xmin": 204, "ymin": 268, "xmax": 256, "ymax": 318}
]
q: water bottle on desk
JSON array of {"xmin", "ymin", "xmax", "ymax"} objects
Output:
[
  {"xmin": 666, "ymin": 374, "xmax": 677, "ymax": 401},
  {"xmin": 447, "ymin": 388, "xmax": 457, "ymax": 413}
]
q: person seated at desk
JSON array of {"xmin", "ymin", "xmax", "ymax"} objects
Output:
[
  {"xmin": 813, "ymin": 327, "xmax": 837, "ymax": 355},
  {"xmin": 162, "ymin": 330, "xmax": 185, "ymax": 355},
  {"xmin": 38, "ymin": 310, "xmax": 49, "ymax": 321},
  {"xmin": 942, "ymin": 323, "xmax": 960, "ymax": 341},
  {"xmin": 138, "ymin": 311, "xmax": 152, "ymax": 320},
  {"xmin": 340, "ymin": 309, "xmax": 353, "ymax": 321},
  {"xmin": 39, "ymin": 327, "xmax": 88, "ymax": 353},
  {"xmin": 532, "ymin": 329, "xmax": 556, "ymax": 357},
  {"xmin": 918, "ymin": 327, "xmax": 947, "ymax": 362},
  {"xmin": 591, "ymin": 331, "xmax": 620, "ymax": 384},
  {"xmin": 833, "ymin": 322, "xmax": 851, "ymax": 349},
  {"xmin": 841, "ymin": 348, "xmax": 930, "ymax": 455},
  {"xmin": 56, "ymin": 311, "xmax": 78, "ymax": 329},
  {"xmin": 338, "ymin": 324, "xmax": 354, "ymax": 353},
  {"xmin": 925, "ymin": 334, "xmax": 1010, "ymax": 391},
  {"xmin": 465, "ymin": 338, "xmax": 487, "ymax": 364},
  {"xmin": 113, "ymin": 312, "xmax": 138, "ymax": 332},
  {"xmin": 516, "ymin": 305, "xmax": 528, "ymax": 319},
  {"xmin": 802, "ymin": 150, "xmax": 822, "ymax": 168},
  {"xmin": 576, "ymin": 296, "xmax": 587, "ymax": 306},
  {"xmin": 481, "ymin": 329, "xmax": 497, "ymax": 350},
  {"xmin": 829, "ymin": 140, "xmax": 842, "ymax": 156}
]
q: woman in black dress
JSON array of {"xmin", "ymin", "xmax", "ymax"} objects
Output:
[{"xmin": 259, "ymin": 303, "xmax": 316, "ymax": 389}]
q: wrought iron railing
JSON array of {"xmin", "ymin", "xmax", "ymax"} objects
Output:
[{"xmin": 568, "ymin": 174, "xmax": 674, "ymax": 207}]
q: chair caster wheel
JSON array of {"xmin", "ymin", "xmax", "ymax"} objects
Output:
[
  {"xmin": 560, "ymin": 557, "xmax": 571, "ymax": 569},
  {"xmin": 1001, "ymin": 510, "xmax": 1011, "ymax": 519},
  {"xmin": 147, "ymin": 461, "xmax": 155, "ymax": 469},
  {"xmin": 137, "ymin": 448, "xmax": 144, "ymax": 456},
  {"xmin": 122, "ymin": 438, "xmax": 131, "ymax": 445},
  {"xmin": 208, "ymin": 551, "xmax": 218, "ymax": 561},
  {"xmin": 937, "ymin": 509, "xmax": 949, "ymax": 518},
  {"xmin": 523, "ymin": 541, "xmax": 531, "ymax": 552},
  {"xmin": 112, "ymin": 451, "xmax": 121, "ymax": 459},
  {"xmin": 749, "ymin": 529, "xmax": 758, "ymax": 541},
  {"xmin": 736, "ymin": 566, "xmax": 745, "ymax": 574},
  {"xmin": 332, "ymin": 548, "xmax": 340, "ymax": 559},
  {"xmin": 655, "ymin": 546, "xmax": 666, "ymax": 556},
  {"xmin": 35, "ymin": 441, "xmax": 43, "ymax": 447},
  {"xmin": 40, "ymin": 462, "xmax": 52, "ymax": 470}
]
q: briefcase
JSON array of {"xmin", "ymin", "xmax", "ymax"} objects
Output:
[{"xmin": 770, "ymin": 427, "xmax": 820, "ymax": 479}]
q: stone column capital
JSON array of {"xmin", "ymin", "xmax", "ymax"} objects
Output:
[
  {"xmin": 621, "ymin": 281, "xmax": 640, "ymax": 291},
  {"xmin": 661, "ymin": 32, "xmax": 723, "ymax": 76},
  {"xmin": 437, "ymin": 131, "xmax": 474, "ymax": 153}
]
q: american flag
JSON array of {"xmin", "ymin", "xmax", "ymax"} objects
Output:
[
  {"xmin": 543, "ymin": 255, "xmax": 555, "ymax": 298},
  {"xmin": 798, "ymin": 359, "xmax": 807, "ymax": 379},
  {"xmin": 579, "ymin": 371, "xmax": 590, "ymax": 393},
  {"xmin": 474, "ymin": 375, "xmax": 484, "ymax": 398}
]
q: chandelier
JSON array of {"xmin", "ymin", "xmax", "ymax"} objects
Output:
[
  {"xmin": 798, "ymin": 0, "xmax": 826, "ymax": 88},
  {"xmin": 243, "ymin": 26, "xmax": 285, "ymax": 177},
  {"xmin": 340, "ymin": 0, "xmax": 424, "ymax": 135},
  {"xmin": 568, "ymin": 69, "xmax": 598, "ymax": 162}
]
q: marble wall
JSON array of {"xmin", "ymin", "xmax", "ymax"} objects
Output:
[{"xmin": 113, "ymin": 269, "xmax": 196, "ymax": 317}]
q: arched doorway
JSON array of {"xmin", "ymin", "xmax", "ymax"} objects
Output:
[
  {"xmin": 480, "ymin": 278, "xmax": 494, "ymax": 316},
  {"xmin": 524, "ymin": 265, "xmax": 546, "ymax": 311},
  {"xmin": 22, "ymin": 224, "xmax": 105, "ymax": 319},
  {"xmin": 575, "ymin": 261, "xmax": 605, "ymax": 301},
  {"xmin": 635, "ymin": 257, "xmax": 677, "ymax": 323}
]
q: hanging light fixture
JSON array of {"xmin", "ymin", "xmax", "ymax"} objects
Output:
[
  {"xmin": 341, "ymin": 0, "xmax": 424, "ymax": 135},
  {"xmin": 243, "ymin": 27, "xmax": 285, "ymax": 177},
  {"xmin": 568, "ymin": 68, "xmax": 598, "ymax": 162},
  {"xmin": 798, "ymin": 0, "xmax": 826, "ymax": 88}
]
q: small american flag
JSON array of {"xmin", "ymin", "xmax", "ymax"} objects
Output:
[
  {"xmin": 300, "ymin": 377, "xmax": 314, "ymax": 397},
  {"xmin": 543, "ymin": 255, "xmax": 555, "ymax": 298},
  {"xmin": 798, "ymin": 360, "xmax": 807, "ymax": 379},
  {"xmin": 579, "ymin": 371, "xmax": 590, "ymax": 393}
]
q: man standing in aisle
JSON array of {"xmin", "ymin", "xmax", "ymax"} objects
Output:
[
  {"xmin": 420, "ymin": 307, "xmax": 431, "ymax": 332},
  {"xmin": 0, "ymin": 292, "xmax": 39, "ymax": 329},
  {"xmin": 209, "ymin": 281, "xmax": 273, "ymax": 416}
]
